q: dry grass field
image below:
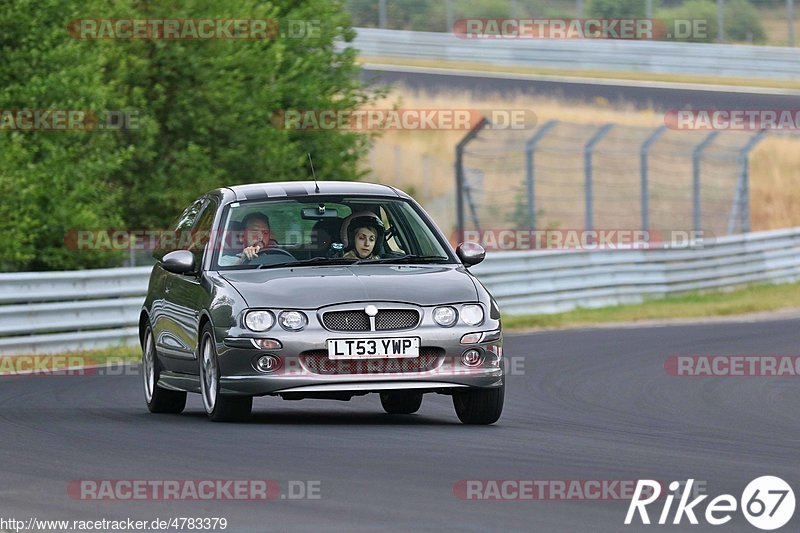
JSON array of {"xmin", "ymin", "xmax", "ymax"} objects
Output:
[{"xmin": 364, "ymin": 86, "xmax": 800, "ymax": 234}]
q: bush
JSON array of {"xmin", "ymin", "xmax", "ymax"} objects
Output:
[
  {"xmin": 586, "ymin": 0, "xmax": 650, "ymax": 18},
  {"xmin": 657, "ymin": 0, "xmax": 765, "ymax": 43},
  {"xmin": 0, "ymin": 0, "xmax": 381, "ymax": 271}
]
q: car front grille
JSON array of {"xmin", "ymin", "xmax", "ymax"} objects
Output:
[
  {"xmin": 300, "ymin": 347, "xmax": 444, "ymax": 375},
  {"xmin": 322, "ymin": 309, "xmax": 420, "ymax": 332},
  {"xmin": 322, "ymin": 310, "xmax": 371, "ymax": 332}
]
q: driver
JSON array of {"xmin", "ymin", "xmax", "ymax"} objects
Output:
[
  {"xmin": 343, "ymin": 215, "xmax": 384, "ymax": 260},
  {"xmin": 219, "ymin": 212, "xmax": 276, "ymax": 266}
]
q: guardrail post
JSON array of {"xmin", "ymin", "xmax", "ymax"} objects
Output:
[
  {"xmin": 640, "ymin": 125, "xmax": 667, "ymax": 232},
  {"xmin": 524, "ymin": 120, "xmax": 558, "ymax": 230},
  {"xmin": 584, "ymin": 123, "xmax": 615, "ymax": 232},
  {"xmin": 728, "ymin": 130, "xmax": 768, "ymax": 234},
  {"xmin": 455, "ymin": 117, "xmax": 489, "ymax": 242},
  {"xmin": 692, "ymin": 131, "xmax": 720, "ymax": 233}
]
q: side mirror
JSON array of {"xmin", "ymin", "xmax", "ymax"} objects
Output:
[
  {"xmin": 161, "ymin": 250, "xmax": 196, "ymax": 274},
  {"xmin": 456, "ymin": 242, "xmax": 486, "ymax": 267}
]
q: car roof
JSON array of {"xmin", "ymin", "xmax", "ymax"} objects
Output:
[{"xmin": 224, "ymin": 181, "xmax": 407, "ymax": 202}]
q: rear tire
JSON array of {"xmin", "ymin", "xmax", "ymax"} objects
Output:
[
  {"xmin": 142, "ymin": 325, "xmax": 186, "ymax": 414},
  {"xmin": 380, "ymin": 392, "xmax": 423, "ymax": 414},
  {"xmin": 199, "ymin": 324, "xmax": 252, "ymax": 422},
  {"xmin": 453, "ymin": 384, "xmax": 504, "ymax": 425}
]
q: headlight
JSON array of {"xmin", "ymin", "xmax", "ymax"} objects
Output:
[
  {"xmin": 245, "ymin": 310, "xmax": 275, "ymax": 332},
  {"xmin": 279, "ymin": 311, "xmax": 307, "ymax": 331},
  {"xmin": 433, "ymin": 306, "xmax": 457, "ymax": 327},
  {"xmin": 461, "ymin": 304, "xmax": 484, "ymax": 326}
]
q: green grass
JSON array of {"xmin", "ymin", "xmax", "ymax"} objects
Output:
[
  {"xmin": 0, "ymin": 345, "xmax": 140, "ymax": 375},
  {"xmin": 502, "ymin": 281, "xmax": 800, "ymax": 331}
]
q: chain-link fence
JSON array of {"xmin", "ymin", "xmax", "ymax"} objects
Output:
[{"xmin": 449, "ymin": 121, "xmax": 777, "ymax": 241}]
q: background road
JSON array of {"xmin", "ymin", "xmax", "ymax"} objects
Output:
[
  {"xmin": 1, "ymin": 318, "xmax": 798, "ymax": 532},
  {"xmin": 362, "ymin": 64, "xmax": 800, "ymax": 111}
]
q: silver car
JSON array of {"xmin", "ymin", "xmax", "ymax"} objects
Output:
[{"xmin": 140, "ymin": 181, "xmax": 504, "ymax": 423}]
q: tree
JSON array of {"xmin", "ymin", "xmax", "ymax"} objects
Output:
[{"xmin": 0, "ymin": 0, "xmax": 380, "ymax": 271}]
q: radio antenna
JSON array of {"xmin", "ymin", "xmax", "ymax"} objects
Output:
[{"xmin": 308, "ymin": 153, "xmax": 319, "ymax": 193}]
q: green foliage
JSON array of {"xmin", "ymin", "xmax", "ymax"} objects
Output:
[
  {"xmin": 586, "ymin": 0, "xmax": 649, "ymax": 18},
  {"xmin": 657, "ymin": 0, "xmax": 765, "ymax": 43},
  {"xmin": 725, "ymin": 0, "xmax": 766, "ymax": 43},
  {"xmin": 0, "ymin": 0, "xmax": 379, "ymax": 271}
]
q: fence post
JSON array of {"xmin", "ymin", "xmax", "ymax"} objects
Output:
[
  {"xmin": 584, "ymin": 123, "xmax": 615, "ymax": 232},
  {"xmin": 455, "ymin": 117, "xmax": 489, "ymax": 242},
  {"xmin": 692, "ymin": 131, "xmax": 720, "ymax": 233},
  {"xmin": 640, "ymin": 125, "xmax": 667, "ymax": 232},
  {"xmin": 728, "ymin": 130, "xmax": 768, "ymax": 234},
  {"xmin": 525, "ymin": 120, "xmax": 558, "ymax": 230}
]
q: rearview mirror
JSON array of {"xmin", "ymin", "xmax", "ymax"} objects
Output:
[
  {"xmin": 301, "ymin": 206, "xmax": 339, "ymax": 219},
  {"xmin": 162, "ymin": 250, "xmax": 195, "ymax": 274},
  {"xmin": 456, "ymin": 242, "xmax": 486, "ymax": 267}
]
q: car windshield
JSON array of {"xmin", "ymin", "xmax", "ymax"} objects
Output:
[{"xmin": 213, "ymin": 196, "xmax": 454, "ymax": 269}]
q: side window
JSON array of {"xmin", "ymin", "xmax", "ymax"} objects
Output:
[
  {"xmin": 174, "ymin": 200, "xmax": 204, "ymax": 233},
  {"xmin": 380, "ymin": 206, "xmax": 405, "ymax": 253},
  {"xmin": 190, "ymin": 198, "xmax": 218, "ymax": 266},
  {"xmin": 155, "ymin": 198, "xmax": 204, "ymax": 259}
]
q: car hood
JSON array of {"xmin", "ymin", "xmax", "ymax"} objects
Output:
[{"xmin": 219, "ymin": 264, "xmax": 479, "ymax": 308}]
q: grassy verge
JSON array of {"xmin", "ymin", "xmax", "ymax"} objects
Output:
[
  {"xmin": 0, "ymin": 345, "xmax": 140, "ymax": 375},
  {"xmin": 502, "ymin": 281, "xmax": 800, "ymax": 331},
  {"xmin": 360, "ymin": 56, "xmax": 800, "ymax": 91}
]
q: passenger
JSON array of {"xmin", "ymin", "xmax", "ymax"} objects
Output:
[
  {"xmin": 342, "ymin": 215, "xmax": 384, "ymax": 260},
  {"xmin": 311, "ymin": 218, "xmax": 341, "ymax": 256}
]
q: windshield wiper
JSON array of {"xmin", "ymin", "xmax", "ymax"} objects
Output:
[
  {"xmin": 355, "ymin": 255, "xmax": 450, "ymax": 265},
  {"xmin": 257, "ymin": 257, "xmax": 358, "ymax": 269}
]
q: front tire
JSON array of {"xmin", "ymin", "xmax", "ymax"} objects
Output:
[
  {"xmin": 142, "ymin": 325, "xmax": 186, "ymax": 414},
  {"xmin": 452, "ymin": 384, "xmax": 504, "ymax": 425},
  {"xmin": 380, "ymin": 392, "xmax": 423, "ymax": 414},
  {"xmin": 199, "ymin": 324, "xmax": 252, "ymax": 422}
]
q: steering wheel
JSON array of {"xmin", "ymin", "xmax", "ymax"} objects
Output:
[{"xmin": 243, "ymin": 247, "xmax": 296, "ymax": 265}]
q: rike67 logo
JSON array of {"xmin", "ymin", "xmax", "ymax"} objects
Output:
[{"xmin": 625, "ymin": 477, "xmax": 795, "ymax": 530}]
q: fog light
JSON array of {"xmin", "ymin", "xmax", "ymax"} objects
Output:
[
  {"xmin": 255, "ymin": 339, "xmax": 282, "ymax": 350},
  {"xmin": 255, "ymin": 355, "xmax": 281, "ymax": 373},
  {"xmin": 461, "ymin": 349, "xmax": 484, "ymax": 367}
]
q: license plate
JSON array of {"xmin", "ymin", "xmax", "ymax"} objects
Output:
[{"xmin": 327, "ymin": 337, "xmax": 420, "ymax": 359}]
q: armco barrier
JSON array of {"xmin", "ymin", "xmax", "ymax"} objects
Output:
[
  {"xmin": 351, "ymin": 28, "xmax": 800, "ymax": 81},
  {"xmin": 0, "ymin": 267, "xmax": 151, "ymax": 355},
  {"xmin": 1, "ymin": 227, "xmax": 800, "ymax": 354},
  {"xmin": 471, "ymin": 227, "xmax": 800, "ymax": 315}
]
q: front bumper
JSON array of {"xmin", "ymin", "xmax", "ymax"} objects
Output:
[{"xmin": 212, "ymin": 304, "xmax": 504, "ymax": 396}]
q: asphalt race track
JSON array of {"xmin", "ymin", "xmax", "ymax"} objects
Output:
[
  {"xmin": 1, "ymin": 318, "xmax": 798, "ymax": 532},
  {"xmin": 362, "ymin": 64, "xmax": 800, "ymax": 111}
]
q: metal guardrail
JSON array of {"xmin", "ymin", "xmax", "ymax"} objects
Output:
[
  {"xmin": 352, "ymin": 28, "xmax": 800, "ymax": 81},
  {"xmin": 2, "ymin": 227, "xmax": 800, "ymax": 354},
  {"xmin": 472, "ymin": 227, "xmax": 800, "ymax": 315},
  {"xmin": 0, "ymin": 267, "xmax": 151, "ymax": 355}
]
